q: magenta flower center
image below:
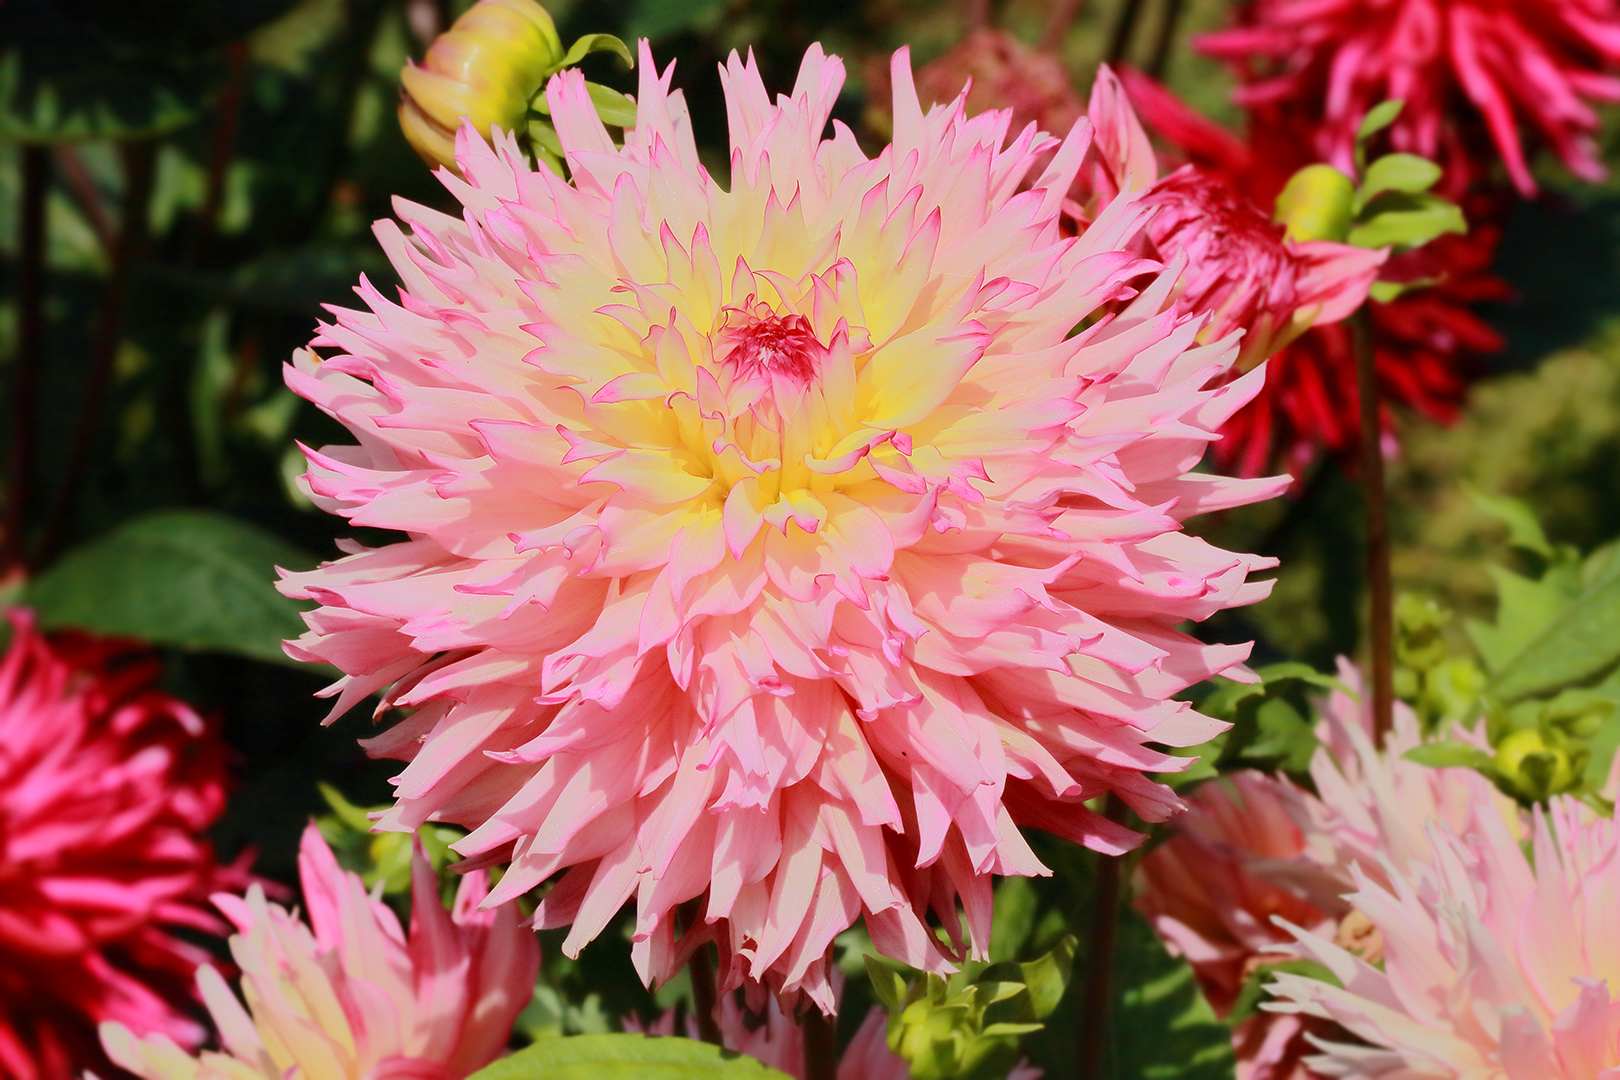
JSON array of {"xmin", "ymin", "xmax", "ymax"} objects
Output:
[{"xmin": 719, "ymin": 312, "xmax": 822, "ymax": 385}]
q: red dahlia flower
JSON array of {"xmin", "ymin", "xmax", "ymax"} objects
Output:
[
  {"xmin": 1198, "ymin": 0, "xmax": 1620, "ymax": 196},
  {"xmin": 0, "ymin": 611, "xmax": 245, "ymax": 1080},
  {"xmin": 1121, "ymin": 69, "xmax": 1509, "ymax": 476}
]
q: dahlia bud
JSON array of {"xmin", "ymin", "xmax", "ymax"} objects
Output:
[
  {"xmin": 1493, "ymin": 727, "xmax": 1584, "ymax": 802},
  {"xmin": 1274, "ymin": 163, "xmax": 1355, "ymax": 243},
  {"xmin": 399, "ymin": 0, "xmax": 563, "ymax": 171}
]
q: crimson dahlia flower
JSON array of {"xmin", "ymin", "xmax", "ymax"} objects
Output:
[
  {"xmin": 0, "ymin": 611, "xmax": 243, "ymax": 1080},
  {"xmin": 280, "ymin": 43, "xmax": 1287, "ymax": 1010},
  {"xmin": 1199, "ymin": 0, "xmax": 1620, "ymax": 195},
  {"xmin": 1120, "ymin": 69, "xmax": 1508, "ymax": 476}
]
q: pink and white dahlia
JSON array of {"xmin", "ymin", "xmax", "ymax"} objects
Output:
[
  {"xmin": 1199, "ymin": 0, "xmax": 1620, "ymax": 195},
  {"xmin": 280, "ymin": 42, "xmax": 1287, "ymax": 1010},
  {"xmin": 101, "ymin": 824, "xmax": 538, "ymax": 1080},
  {"xmin": 0, "ymin": 611, "xmax": 245, "ymax": 1080},
  {"xmin": 1132, "ymin": 662, "xmax": 1520, "ymax": 1080},
  {"xmin": 1269, "ymin": 796, "xmax": 1620, "ymax": 1078}
]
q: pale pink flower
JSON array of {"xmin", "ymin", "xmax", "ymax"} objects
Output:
[
  {"xmin": 279, "ymin": 42, "xmax": 1288, "ymax": 1011},
  {"xmin": 1199, "ymin": 0, "xmax": 1620, "ymax": 195},
  {"xmin": 1269, "ymin": 795, "xmax": 1620, "ymax": 1078},
  {"xmin": 100, "ymin": 825, "xmax": 538, "ymax": 1080},
  {"xmin": 0, "ymin": 611, "xmax": 246, "ymax": 1080},
  {"xmin": 1132, "ymin": 661, "xmax": 1519, "ymax": 1080}
]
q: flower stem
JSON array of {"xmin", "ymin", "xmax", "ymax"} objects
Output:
[
  {"xmin": 1106, "ymin": 0, "xmax": 1147, "ymax": 63},
  {"xmin": 688, "ymin": 942, "xmax": 724, "ymax": 1047},
  {"xmin": 3, "ymin": 144, "xmax": 50, "ymax": 576},
  {"xmin": 802, "ymin": 1008, "xmax": 838, "ymax": 1080},
  {"xmin": 189, "ymin": 40, "xmax": 249, "ymax": 266},
  {"xmin": 1039, "ymin": 0, "xmax": 1087, "ymax": 52},
  {"xmin": 1076, "ymin": 792, "xmax": 1127, "ymax": 1080},
  {"xmin": 1145, "ymin": 0, "xmax": 1187, "ymax": 77},
  {"xmin": 42, "ymin": 140, "xmax": 157, "ymax": 564},
  {"xmin": 964, "ymin": 0, "xmax": 991, "ymax": 32},
  {"xmin": 1354, "ymin": 309, "xmax": 1394, "ymax": 746}
]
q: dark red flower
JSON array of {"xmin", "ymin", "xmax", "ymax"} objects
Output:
[
  {"xmin": 0, "ymin": 611, "xmax": 246, "ymax": 1080},
  {"xmin": 1121, "ymin": 68, "xmax": 1509, "ymax": 476},
  {"xmin": 1197, "ymin": 0, "xmax": 1620, "ymax": 195}
]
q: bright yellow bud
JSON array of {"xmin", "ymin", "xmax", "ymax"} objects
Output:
[
  {"xmin": 1274, "ymin": 163, "xmax": 1356, "ymax": 243},
  {"xmin": 1494, "ymin": 727, "xmax": 1580, "ymax": 801},
  {"xmin": 399, "ymin": 0, "xmax": 563, "ymax": 172}
]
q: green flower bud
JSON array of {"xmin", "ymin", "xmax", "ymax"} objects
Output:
[
  {"xmin": 1494, "ymin": 727, "xmax": 1581, "ymax": 802},
  {"xmin": 1274, "ymin": 164, "xmax": 1356, "ymax": 243}
]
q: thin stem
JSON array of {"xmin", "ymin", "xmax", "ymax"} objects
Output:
[
  {"xmin": 189, "ymin": 40, "xmax": 249, "ymax": 266},
  {"xmin": 688, "ymin": 942, "xmax": 724, "ymax": 1047},
  {"xmin": 1076, "ymin": 793, "xmax": 1127, "ymax": 1080},
  {"xmin": 41, "ymin": 140, "xmax": 157, "ymax": 564},
  {"xmin": 964, "ymin": 0, "xmax": 991, "ymax": 32},
  {"xmin": 3, "ymin": 145, "xmax": 50, "ymax": 576},
  {"xmin": 55, "ymin": 146, "xmax": 114, "ymax": 251},
  {"xmin": 1145, "ymin": 0, "xmax": 1188, "ymax": 78},
  {"xmin": 1106, "ymin": 0, "xmax": 1148, "ymax": 64},
  {"xmin": 1354, "ymin": 309, "xmax": 1394, "ymax": 747},
  {"xmin": 801, "ymin": 1008, "xmax": 838, "ymax": 1080},
  {"xmin": 1038, "ymin": 0, "xmax": 1086, "ymax": 51}
]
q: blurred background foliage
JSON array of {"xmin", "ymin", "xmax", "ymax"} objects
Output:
[{"xmin": 7, "ymin": 0, "xmax": 1620, "ymax": 1076}]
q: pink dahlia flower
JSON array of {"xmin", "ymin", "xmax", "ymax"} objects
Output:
[
  {"xmin": 1199, "ymin": 0, "xmax": 1620, "ymax": 196},
  {"xmin": 1118, "ymin": 68, "xmax": 1507, "ymax": 477},
  {"xmin": 279, "ymin": 41, "xmax": 1288, "ymax": 1011},
  {"xmin": 0, "ymin": 610, "xmax": 245, "ymax": 1080},
  {"xmin": 1132, "ymin": 661, "xmax": 1520, "ymax": 1080},
  {"xmin": 1067, "ymin": 69, "xmax": 1384, "ymax": 375},
  {"xmin": 1268, "ymin": 795, "xmax": 1620, "ymax": 1078},
  {"xmin": 102, "ymin": 823, "xmax": 538, "ymax": 1080}
]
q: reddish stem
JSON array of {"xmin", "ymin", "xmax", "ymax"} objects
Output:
[
  {"xmin": 1106, "ymin": 0, "xmax": 1147, "ymax": 62},
  {"xmin": 55, "ymin": 146, "xmax": 114, "ymax": 251},
  {"xmin": 1354, "ymin": 309, "xmax": 1395, "ymax": 747},
  {"xmin": 802, "ymin": 1008, "xmax": 838, "ymax": 1080},
  {"xmin": 1039, "ymin": 0, "xmax": 1086, "ymax": 50},
  {"xmin": 1146, "ymin": 0, "xmax": 1188, "ymax": 77},
  {"xmin": 42, "ymin": 140, "xmax": 157, "ymax": 563},
  {"xmin": 1076, "ymin": 793, "xmax": 1127, "ymax": 1080},
  {"xmin": 190, "ymin": 40, "xmax": 250, "ymax": 265},
  {"xmin": 3, "ymin": 145, "xmax": 50, "ymax": 575}
]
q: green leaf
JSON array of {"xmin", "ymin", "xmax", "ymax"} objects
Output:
[
  {"xmin": 1348, "ymin": 191, "xmax": 1466, "ymax": 251},
  {"xmin": 585, "ymin": 82, "xmax": 638, "ymax": 128},
  {"xmin": 1402, "ymin": 741, "xmax": 1494, "ymax": 770},
  {"xmin": 627, "ymin": 0, "xmax": 729, "ymax": 40},
  {"xmin": 1468, "ymin": 488, "xmax": 1555, "ymax": 558},
  {"xmin": 1491, "ymin": 572, "xmax": 1620, "ymax": 700},
  {"xmin": 866, "ymin": 956, "xmax": 910, "ymax": 1012},
  {"xmin": 1357, "ymin": 100, "xmax": 1405, "ymax": 142},
  {"xmin": 1354, "ymin": 153, "xmax": 1442, "ymax": 212},
  {"xmin": 26, "ymin": 510, "xmax": 318, "ymax": 666},
  {"xmin": 468, "ymin": 1034, "xmax": 793, "ymax": 1080},
  {"xmin": 555, "ymin": 33, "xmax": 635, "ymax": 72},
  {"xmin": 1018, "ymin": 936, "xmax": 1076, "ymax": 1020},
  {"xmin": 1467, "ymin": 563, "xmax": 1583, "ymax": 673},
  {"xmin": 1108, "ymin": 909, "xmax": 1236, "ymax": 1079}
]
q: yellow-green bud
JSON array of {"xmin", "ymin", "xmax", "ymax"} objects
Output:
[
  {"xmin": 1494, "ymin": 727, "xmax": 1579, "ymax": 801},
  {"xmin": 399, "ymin": 0, "xmax": 564, "ymax": 173},
  {"xmin": 1274, "ymin": 164, "xmax": 1356, "ymax": 243}
]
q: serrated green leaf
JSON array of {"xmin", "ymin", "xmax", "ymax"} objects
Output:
[
  {"xmin": 468, "ymin": 1034, "xmax": 793, "ymax": 1080},
  {"xmin": 1109, "ymin": 910, "xmax": 1236, "ymax": 1080},
  {"xmin": 1402, "ymin": 741, "xmax": 1494, "ymax": 770},
  {"xmin": 1348, "ymin": 191, "xmax": 1466, "ymax": 251},
  {"xmin": 1354, "ymin": 153, "xmax": 1442, "ymax": 212},
  {"xmin": 1357, "ymin": 100, "xmax": 1405, "ymax": 142},
  {"xmin": 585, "ymin": 82, "xmax": 638, "ymax": 128},
  {"xmin": 1466, "ymin": 562, "xmax": 1583, "ymax": 674},
  {"xmin": 26, "ymin": 510, "xmax": 317, "ymax": 666},
  {"xmin": 556, "ymin": 33, "xmax": 635, "ymax": 71}
]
